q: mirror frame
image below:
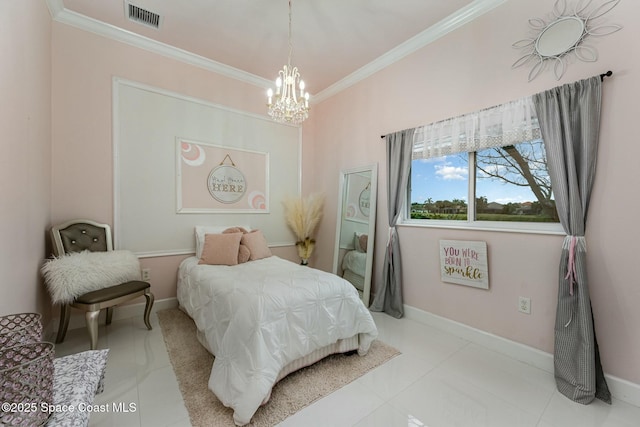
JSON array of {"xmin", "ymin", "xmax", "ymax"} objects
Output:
[
  {"xmin": 512, "ymin": 0, "xmax": 622, "ymax": 81},
  {"xmin": 332, "ymin": 163, "xmax": 378, "ymax": 307}
]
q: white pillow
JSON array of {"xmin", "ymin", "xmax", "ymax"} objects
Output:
[
  {"xmin": 42, "ymin": 250, "xmax": 141, "ymax": 304},
  {"xmin": 194, "ymin": 225, "xmax": 251, "ymax": 258}
]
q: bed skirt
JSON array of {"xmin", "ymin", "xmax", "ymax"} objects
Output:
[{"xmin": 274, "ymin": 335, "xmax": 359, "ymax": 383}]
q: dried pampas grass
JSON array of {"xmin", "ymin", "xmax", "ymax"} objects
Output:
[
  {"xmin": 283, "ymin": 193, "xmax": 325, "ymax": 241},
  {"xmin": 283, "ymin": 193, "xmax": 325, "ymax": 262}
]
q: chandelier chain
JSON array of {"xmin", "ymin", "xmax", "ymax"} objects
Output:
[{"xmin": 288, "ymin": 0, "xmax": 293, "ymax": 67}]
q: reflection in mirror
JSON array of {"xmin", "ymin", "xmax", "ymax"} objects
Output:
[
  {"xmin": 535, "ymin": 16, "xmax": 585, "ymax": 57},
  {"xmin": 333, "ymin": 164, "xmax": 378, "ymax": 307}
]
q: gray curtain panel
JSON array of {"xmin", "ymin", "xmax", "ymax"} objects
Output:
[
  {"xmin": 533, "ymin": 76, "xmax": 611, "ymax": 404},
  {"xmin": 370, "ymin": 129, "xmax": 415, "ymax": 318}
]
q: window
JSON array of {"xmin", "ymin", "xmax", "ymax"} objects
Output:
[
  {"xmin": 475, "ymin": 141, "xmax": 557, "ymax": 222},
  {"xmin": 410, "ymin": 153, "xmax": 469, "ymax": 221},
  {"xmin": 409, "ymin": 140, "xmax": 559, "ymax": 224},
  {"xmin": 406, "ymin": 96, "xmax": 560, "ymax": 231}
]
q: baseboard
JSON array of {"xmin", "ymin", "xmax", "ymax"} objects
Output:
[
  {"xmin": 403, "ymin": 304, "xmax": 640, "ymax": 408},
  {"xmin": 45, "ymin": 297, "xmax": 179, "ymax": 341}
]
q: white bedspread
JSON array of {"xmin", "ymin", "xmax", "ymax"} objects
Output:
[
  {"xmin": 342, "ymin": 250, "xmax": 367, "ymax": 277},
  {"xmin": 177, "ymin": 256, "xmax": 378, "ymax": 426}
]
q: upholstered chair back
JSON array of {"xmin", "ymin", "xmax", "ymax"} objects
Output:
[{"xmin": 51, "ymin": 220, "xmax": 113, "ymax": 257}]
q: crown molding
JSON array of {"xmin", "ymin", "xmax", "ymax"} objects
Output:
[
  {"xmin": 46, "ymin": 0, "xmax": 272, "ymax": 90},
  {"xmin": 47, "ymin": 0, "xmax": 505, "ymax": 102},
  {"xmin": 313, "ymin": 0, "xmax": 507, "ymax": 102},
  {"xmin": 46, "ymin": 0, "xmax": 64, "ymax": 16}
]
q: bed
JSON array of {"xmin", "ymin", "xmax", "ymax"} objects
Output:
[
  {"xmin": 177, "ymin": 227, "xmax": 378, "ymax": 426},
  {"xmin": 341, "ymin": 250, "xmax": 367, "ymax": 296}
]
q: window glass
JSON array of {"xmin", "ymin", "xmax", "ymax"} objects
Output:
[
  {"xmin": 409, "ymin": 140, "xmax": 559, "ymax": 224},
  {"xmin": 475, "ymin": 140, "xmax": 558, "ymax": 222},
  {"xmin": 410, "ymin": 154, "xmax": 468, "ymax": 220}
]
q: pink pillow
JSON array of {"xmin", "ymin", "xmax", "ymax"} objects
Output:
[
  {"xmin": 198, "ymin": 232, "xmax": 243, "ymax": 265},
  {"xmin": 223, "ymin": 227, "xmax": 250, "ymax": 264},
  {"xmin": 222, "ymin": 227, "xmax": 248, "ymax": 234},
  {"xmin": 241, "ymin": 230, "xmax": 272, "ymax": 261},
  {"xmin": 359, "ymin": 234, "xmax": 368, "ymax": 252},
  {"xmin": 237, "ymin": 245, "xmax": 251, "ymax": 264}
]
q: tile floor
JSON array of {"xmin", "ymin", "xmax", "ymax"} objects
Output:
[{"xmin": 54, "ymin": 310, "xmax": 640, "ymax": 427}]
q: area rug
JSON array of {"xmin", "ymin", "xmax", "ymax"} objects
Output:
[{"xmin": 157, "ymin": 308, "xmax": 399, "ymax": 427}]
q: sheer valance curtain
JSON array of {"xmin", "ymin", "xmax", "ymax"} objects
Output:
[
  {"xmin": 376, "ymin": 76, "xmax": 609, "ymax": 405},
  {"xmin": 412, "ymin": 96, "xmax": 541, "ymax": 160}
]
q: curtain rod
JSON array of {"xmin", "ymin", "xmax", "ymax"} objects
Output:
[
  {"xmin": 600, "ymin": 70, "xmax": 613, "ymax": 81},
  {"xmin": 380, "ymin": 70, "xmax": 614, "ymax": 139}
]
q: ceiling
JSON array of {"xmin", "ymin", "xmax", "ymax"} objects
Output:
[{"xmin": 49, "ymin": 0, "xmax": 504, "ymax": 100}]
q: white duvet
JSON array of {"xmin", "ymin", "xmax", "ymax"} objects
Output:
[
  {"xmin": 177, "ymin": 256, "xmax": 378, "ymax": 426},
  {"xmin": 342, "ymin": 249, "xmax": 368, "ymax": 277}
]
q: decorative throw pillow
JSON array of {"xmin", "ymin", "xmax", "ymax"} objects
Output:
[
  {"xmin": 359, "ymin": 234, "xmax": 368, "ymax": 253},
  {"xmin": 354, "ymin": 233, "xmax": 366, "ymax": 253},
  {"xmin": 223, "ymin": 227, "xmax": 250, "ymax": 264},
  {"xmin": 241, "ymin": 230, "xmax": 272, "ymax": 261},
  {"xmin": 237, "ymin": 245, "xmax": 251, "ymax": 264},
  {"xmin": 198, "ymin": 232, "xmax": 243, "ymax": 265},
  {"xmin": 222, "ymin": 226, "xmax": 248, "ymax": 234},
  {"xmin": 41, "ymin": 250, "xmax": 141, "ymax": 304},
  {"xmin": 194, "ymin": 225, "xmax": 251, "ymax": 258}
]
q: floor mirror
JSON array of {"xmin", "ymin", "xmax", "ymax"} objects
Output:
[{"xmin": 332, "ymin": 163, "xmax": 377, "ymax": 307}]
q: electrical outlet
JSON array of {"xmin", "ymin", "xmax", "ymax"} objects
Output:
[
  {"xmin": 519, "ymin": 296, "xmax": 531, "ymax": 314},
  {"xmin": 141, "ymin": 268, "xmax": 151, "ymax": 281}
]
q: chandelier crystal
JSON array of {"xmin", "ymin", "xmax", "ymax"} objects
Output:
[{"xmin": 267, "ymin": 0, "xmax": 309, "ymax": 125}]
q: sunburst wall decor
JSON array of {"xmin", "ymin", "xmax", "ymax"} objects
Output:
[{"xmin": 512, "ymin": 0, "xmax": 622, "ymax": 81}]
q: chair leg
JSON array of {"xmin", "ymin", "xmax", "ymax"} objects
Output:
[
  {"xmin": 106, "ymin": 307, "xmax": 113, "ymax": 325},
  {"xmin": 85, "ymin": 310, "xmax": 100, "ymax": 350},
  {"xmin": 143, "ymin": 292, "xmax": 154, "ymax": 330},
  {"xmin": 56, "ymin": 304, "xmax": 71, "ymax": 344}
]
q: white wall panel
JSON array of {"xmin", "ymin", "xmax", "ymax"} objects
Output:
[{"xmin": 113, "ymin": 78, "xmax": 301, "ymax": 256}]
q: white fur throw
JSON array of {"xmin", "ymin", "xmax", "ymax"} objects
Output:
[{"xmin": 42, "ymin": 250, "xmax": 141, "ymax": 304}]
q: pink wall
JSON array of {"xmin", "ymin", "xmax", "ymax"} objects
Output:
[
  {"xmin": 0, "ymin": 1, "xmax": 52, "ymax": 318},
  {"xmin": 308, "ymin": 0, "xmax": 640, "ymax": 385}
]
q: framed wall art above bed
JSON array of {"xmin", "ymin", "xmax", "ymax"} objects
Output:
[{"xmin": 177, "ymin": 140, "xmax": 269, "ymax": 214}]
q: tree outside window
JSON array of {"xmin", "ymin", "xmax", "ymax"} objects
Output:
[{"xmin": 409, "ymin": 139, "xmax": 559, "ymax": 223}]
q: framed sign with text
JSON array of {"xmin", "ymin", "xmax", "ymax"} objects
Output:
[
  {"xmin": 439, "ymin": 240, "xmax": 489, "ymax": 289},
  {"xmin": 343, "ymin": 172, "xmax": 371, "ymax": 224},
  {"xmin": 177, "ymin": 139, "xmax": 269, "ymax": 213}
]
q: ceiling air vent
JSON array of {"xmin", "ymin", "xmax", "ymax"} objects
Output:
[{"xmin": 125, "ymin": 1, "xmax": 162, "ymax": 29}]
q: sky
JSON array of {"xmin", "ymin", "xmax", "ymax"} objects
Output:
[{"xmin": 410, "ymin": 154, "xmax": 542, "ymax": 205}]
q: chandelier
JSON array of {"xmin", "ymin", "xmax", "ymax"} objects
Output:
[{"xmin": 266, "ymin": 0, "xmax": 309, "ymax": 125}]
